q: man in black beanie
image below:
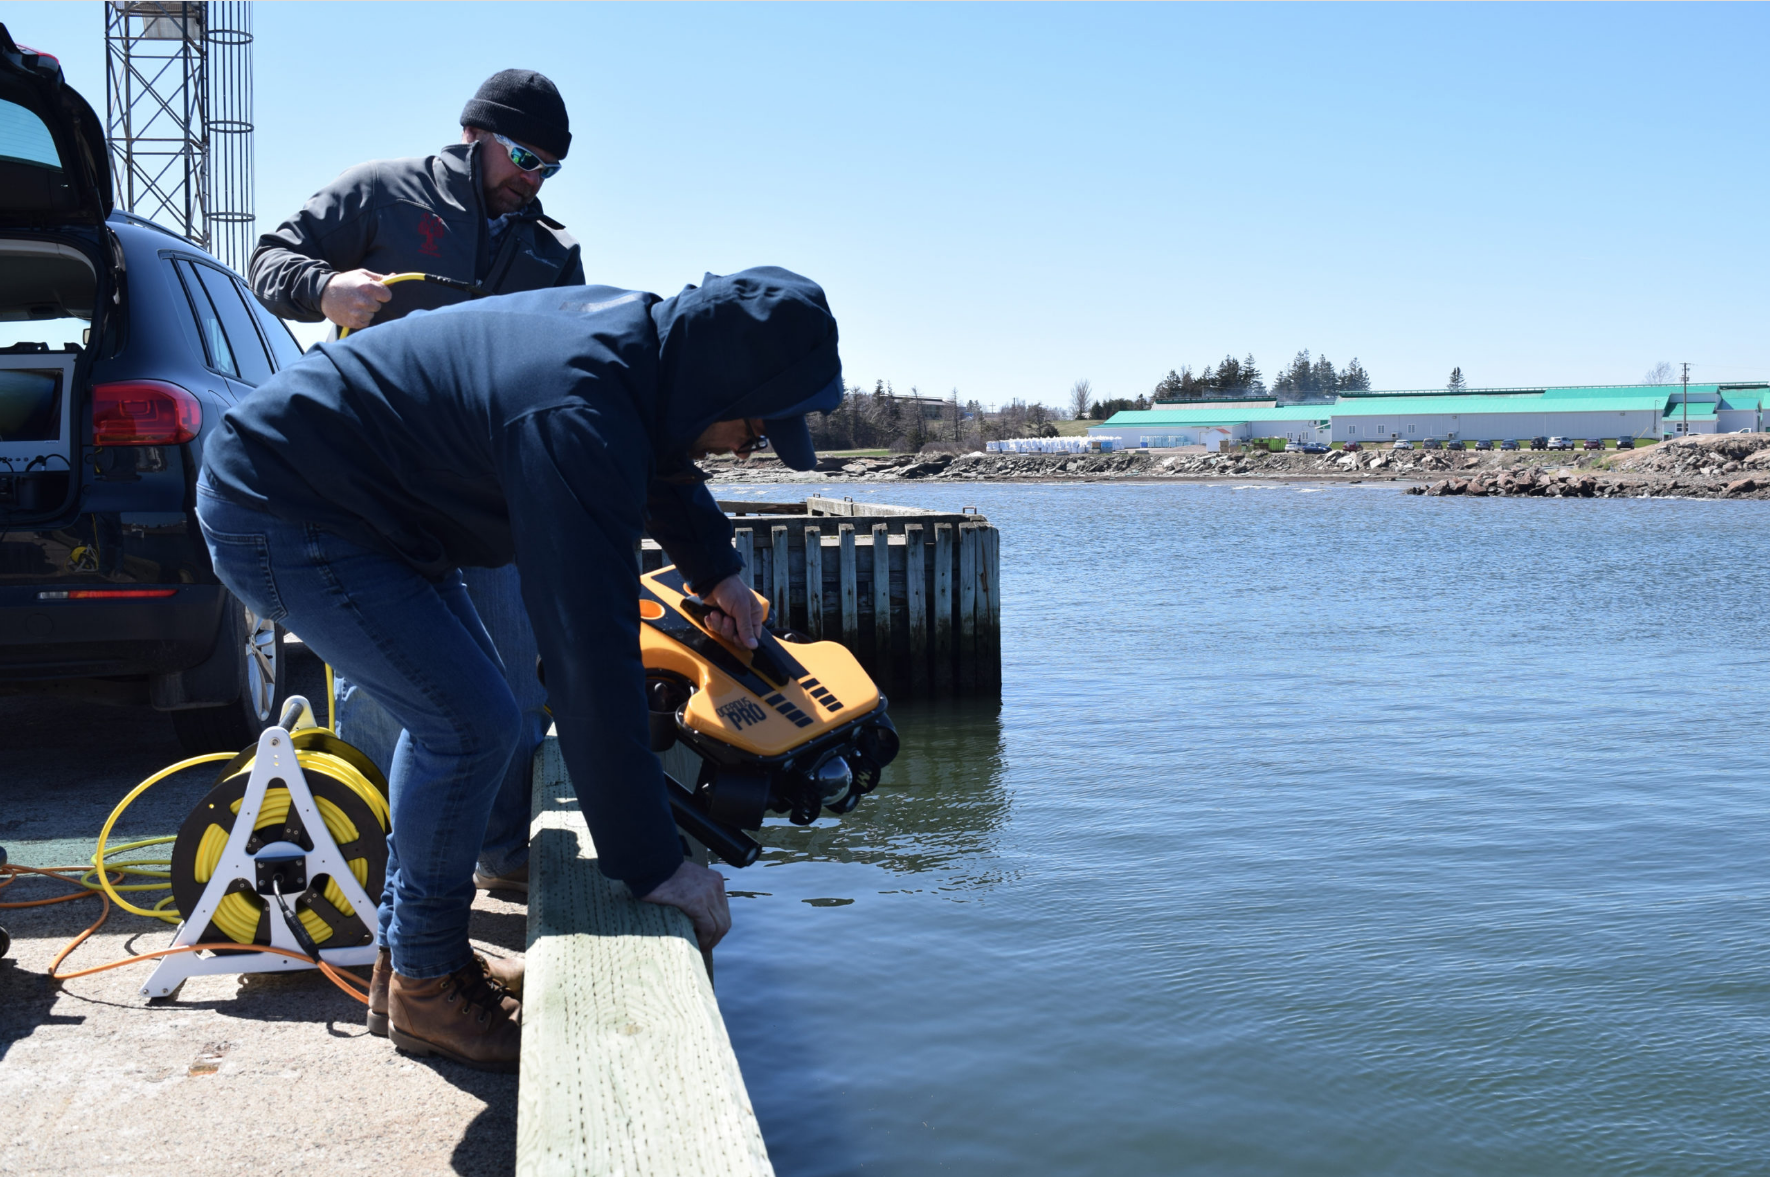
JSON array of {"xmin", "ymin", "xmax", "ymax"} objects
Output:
[
  {"xmin": 250, "ymin": 69, "xmax": 581, "ymax": 331},
  {"xmin": 245, "ymin": 70, "xmax": 586, "ymax": 1040}
]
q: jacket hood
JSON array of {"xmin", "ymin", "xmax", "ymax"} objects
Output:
[{"xmin": 650, "ymin": 267, "xmax": 841, "ymax": 466}]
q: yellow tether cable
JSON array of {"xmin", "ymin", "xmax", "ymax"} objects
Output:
[
  {"xmin": 336, "ymin": 272, "xmax": 473, "ymax": 340},
  {"xmin": 94, "ymin": 753, "xmax": 236, "ymax": 920}
]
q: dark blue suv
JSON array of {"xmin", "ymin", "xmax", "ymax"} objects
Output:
[{"xmin": 2, "ymin": 27, "xmax": 302, "ymax": 751}]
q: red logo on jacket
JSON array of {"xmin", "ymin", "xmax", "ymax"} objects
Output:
[{"xmin": 416, "ymin": 213, "xmax": 447, "ymax": 258}]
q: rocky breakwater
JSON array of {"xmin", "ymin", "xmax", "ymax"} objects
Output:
[
  {"xmin": 1404, "ymin": 433, "xmax": 1770, "ymax": 500},
  {"xmin": 703, "ymin": 450, "xmax": 1169, "ymax": 482},
  {"xmin": 701, "ymin": 433, "xmax": 1770, "ymax": 498}
]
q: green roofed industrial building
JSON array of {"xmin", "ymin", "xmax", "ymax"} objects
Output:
[{"xmin": 1086, "ymin": 383, "xmax": 1769, "ymax": 450}]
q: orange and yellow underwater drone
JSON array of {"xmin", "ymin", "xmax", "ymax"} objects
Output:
[{"xmin": 552, "ymin": 565, "xmax": 901, "ymax": 868}]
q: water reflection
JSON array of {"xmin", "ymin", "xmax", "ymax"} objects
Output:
[{"xmin": 755, "ymin": 697, "xmax": 1008, "ymax": 888}]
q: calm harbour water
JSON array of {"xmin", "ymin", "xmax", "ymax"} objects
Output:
[{"xmin": 710, "ymin": 479, "xmax": 1770, "ymax": 1177}]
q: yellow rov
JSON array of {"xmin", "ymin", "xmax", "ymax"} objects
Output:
[{"xmin": 633, "ymin": 565, "xmax": 899, "ymax": 865}]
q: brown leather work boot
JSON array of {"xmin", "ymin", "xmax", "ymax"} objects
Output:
[
  {"xmin": 388, "ymin": 962, "xmax": 521, "ymax": 1073},
  {"xmin": 478, "ymin": 952, "xmax": 524, "ymax": 999},
  {"xmin": 473, "ymin": 863, "xmax": 529, "ymax": 897},
  {"xmin": 367, "ymin": 947, "xmax": 391, "ymax": 1037}
]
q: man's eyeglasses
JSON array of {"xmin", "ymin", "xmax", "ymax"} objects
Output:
[
  {"xmin": 736, "ymin": 421, "xmax": 770, "ymax": 458},
  {"xmin": 492, "ymin": 133, "xmax": 563, "ymax": 180}
]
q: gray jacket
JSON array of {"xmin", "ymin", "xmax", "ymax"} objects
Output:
[{"xmin": 248, "ymin": 140, "xmax": 584, "ymax": 323}]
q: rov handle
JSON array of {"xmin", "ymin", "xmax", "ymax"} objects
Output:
[{"xmin": 676, "ymin": 594, "xmax": 803, "ymax": 688}]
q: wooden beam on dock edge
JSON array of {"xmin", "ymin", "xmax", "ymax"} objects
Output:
[{"xmin": 519, "ymin": 738, "xmax": 773, "ymax": 1177}]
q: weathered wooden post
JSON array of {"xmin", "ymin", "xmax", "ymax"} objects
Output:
[
  {"xmin": 979, "ymin": 526, "xmax": 1001, "ymax": 691},
  {"xmin": 770, "ymin": 525, "xmax": 790, "ymax": 629},
  {"xmin": 871, "ymin": 523, "xmax": 892, "ymax": 691},
  {"xmin": 961, "ymin": 524, "xmax": 982, "ymax": 694},
  {"xmin": 932, "ymin": 523, "xmax": 954, "ymax": 694},
  {"xmin": 904, "ymin": 523, "xmax": 927, "ymax": 694},
  {"xmin": 803, "ymin": 526, "xmax": 823, "ymax": 638},
  {"xmin": 734, "ymin": 528, "xmax": 753, "ymax": 589},
  {"xmin": 838, "ymin": 525, "xmax": 858, "ymax": 651}
]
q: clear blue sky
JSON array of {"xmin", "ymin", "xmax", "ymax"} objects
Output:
[{"xmin": 10, "ymin": 2, "xmax": 1767, "ymax": 403}]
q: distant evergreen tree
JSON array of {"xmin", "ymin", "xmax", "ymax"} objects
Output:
[
  {"xmin": 1152, "ymin": 370, "xmax": 1185, "ymax": 400},
  {"xmin": 1271, "ymin": 350, "xmax": 1313, "ymax": 394},
  {"xmin": 1340, "ymin": 358, "xmax": 1371, "ymax": 391},
  {"xmin": 1447, "ymin": 367, "xmax": 1467, "ymax": 392},
  {"xmin": 1241, "ymin": 354, "xmax": 1264, "ymax": 394},
  {"xmin": 1309, "ymin": 355, "xmax": 1339, "ymax": 394},
  {"xmin": 1090, "ymin": 396, "xmax": 1150, "ymax": 419}
]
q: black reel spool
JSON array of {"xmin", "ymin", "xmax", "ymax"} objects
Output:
[{"xmin": 169, "ymin": 764, "xmax": 388, "ymax": 949}]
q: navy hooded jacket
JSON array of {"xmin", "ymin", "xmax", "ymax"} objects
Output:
[{"xmin": 205, "ymin": 267, "xmax": 842, "ymax": 896}]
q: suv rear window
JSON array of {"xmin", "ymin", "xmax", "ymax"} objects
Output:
[{"xmin": 0, "ymin": 98, "xmax": 60, "ymax": 170}]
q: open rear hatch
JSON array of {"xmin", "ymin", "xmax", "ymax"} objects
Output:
[
  {"xmin": 1, "ymin": 24, "xmax": 115, "ymax": 520},
  {"xmin": 0, "ymin": 24, "xmax": 111, "ymax": 230}
]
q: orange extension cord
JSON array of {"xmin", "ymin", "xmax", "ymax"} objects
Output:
[{"xmin": 0, "ymin": 861, "xmax": 369, "ymax": 1003}]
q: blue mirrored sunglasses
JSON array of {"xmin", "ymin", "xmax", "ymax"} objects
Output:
[{"xmin": 492, "ymin": 133, "xmax": 562, "ymax": 180}]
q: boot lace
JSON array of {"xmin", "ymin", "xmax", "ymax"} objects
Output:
[{"xmin": 449, "ymin": 962, "xmax": 510, "ymax": 1023}]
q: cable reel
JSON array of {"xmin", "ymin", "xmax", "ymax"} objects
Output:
[
  {"xmin": 138, "ymin": 699, "xmax": 390, "ymax": 997},
  {"xmin": 168, "ymin": 730, "xmax": 389, "ymax": 948}
]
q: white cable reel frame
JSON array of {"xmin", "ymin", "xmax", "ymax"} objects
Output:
[{"xmin": 142, "ymin": 696, "xmax": 382, "ymax": 998}]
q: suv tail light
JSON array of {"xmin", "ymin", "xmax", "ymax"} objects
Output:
[{"xmin": 92, "ymin": 380, "xmax": 201, "ymax": 445}]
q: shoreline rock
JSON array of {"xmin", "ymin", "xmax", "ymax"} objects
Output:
[{"xmin": 701, "ymin": 434, "xmax": 1770, "ymax": 500}]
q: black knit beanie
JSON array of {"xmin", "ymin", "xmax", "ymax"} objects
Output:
[{"xmin": 460, "ymin": 69, "xmax": 571, "ymax": 158}]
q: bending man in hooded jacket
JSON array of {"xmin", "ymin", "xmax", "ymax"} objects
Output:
[{"xmin": 197, "ymin": 267, "xmax": 843, "ymax": 1073}]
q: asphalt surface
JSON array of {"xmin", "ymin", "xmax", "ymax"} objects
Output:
[{"xmin": 0, "ymin": 640, "xmax": 524, "ymax": 1176}]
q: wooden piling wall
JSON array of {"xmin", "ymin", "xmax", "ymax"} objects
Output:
[{"xmin": 639, "ymin": 496, "xmax": 1000, "ymax": 697}]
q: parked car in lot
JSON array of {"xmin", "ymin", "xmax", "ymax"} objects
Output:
[
  {"xmin": 1422, "ymin": 437, "xmax": 1442, "ymax": 450},
  {"xmin": 1446, "ymin": 439, "xmax": 1467, "ymax": 451},
  {"xmin": 1583, "ymin": 438, "xmax": 1604, "ymax": 450},
  {"xmin": 1393, "ymin": 439, "xmax": 1414, "ymax": 450},
  {"xmin": 1474, "ymin": 439, "xmax": 1493, "ymax": 451},
  {"xmin": 1615, "ymin": 437, "xmax": 1637, "ymax": 449},
  {"xmin": 1547, "ymin": 436, "xmax": 1573, "ymax": 450},
  {"xmin": 1, "ymin": 30, "xmax": 302, "ymax": 752},
  {"xmin": 1284, "ymin": 441, "xmax": 1329, "ymax": 454},
  {"xmin": 1342, "ymin": 441, "xmax": 1362, "ymax": 452},
  {"xmin": 1500, "ymin": 439, "xmax": 1520, "ymax": 451},
  {"xmin": 1529, "ymin": 437, "xmax": 1549, "ymax": 450}
]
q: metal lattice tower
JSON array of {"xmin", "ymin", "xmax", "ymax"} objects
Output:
[{"xmin": 104, "ymin": 2, "xmax": 254, "ymax": 272}]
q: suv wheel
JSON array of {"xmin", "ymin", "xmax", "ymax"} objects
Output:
[{"xmin": 171, "ymin": 603, "xmax": 288, "ymax": 753}]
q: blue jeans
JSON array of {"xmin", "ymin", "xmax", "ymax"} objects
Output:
[
  {"xmin": 196, "ymin": 480, "xmax": 520, "ymax": 979},
  {"xmin": 334, "ymin": 563, "xmax": 543, "ymax": 880}
]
